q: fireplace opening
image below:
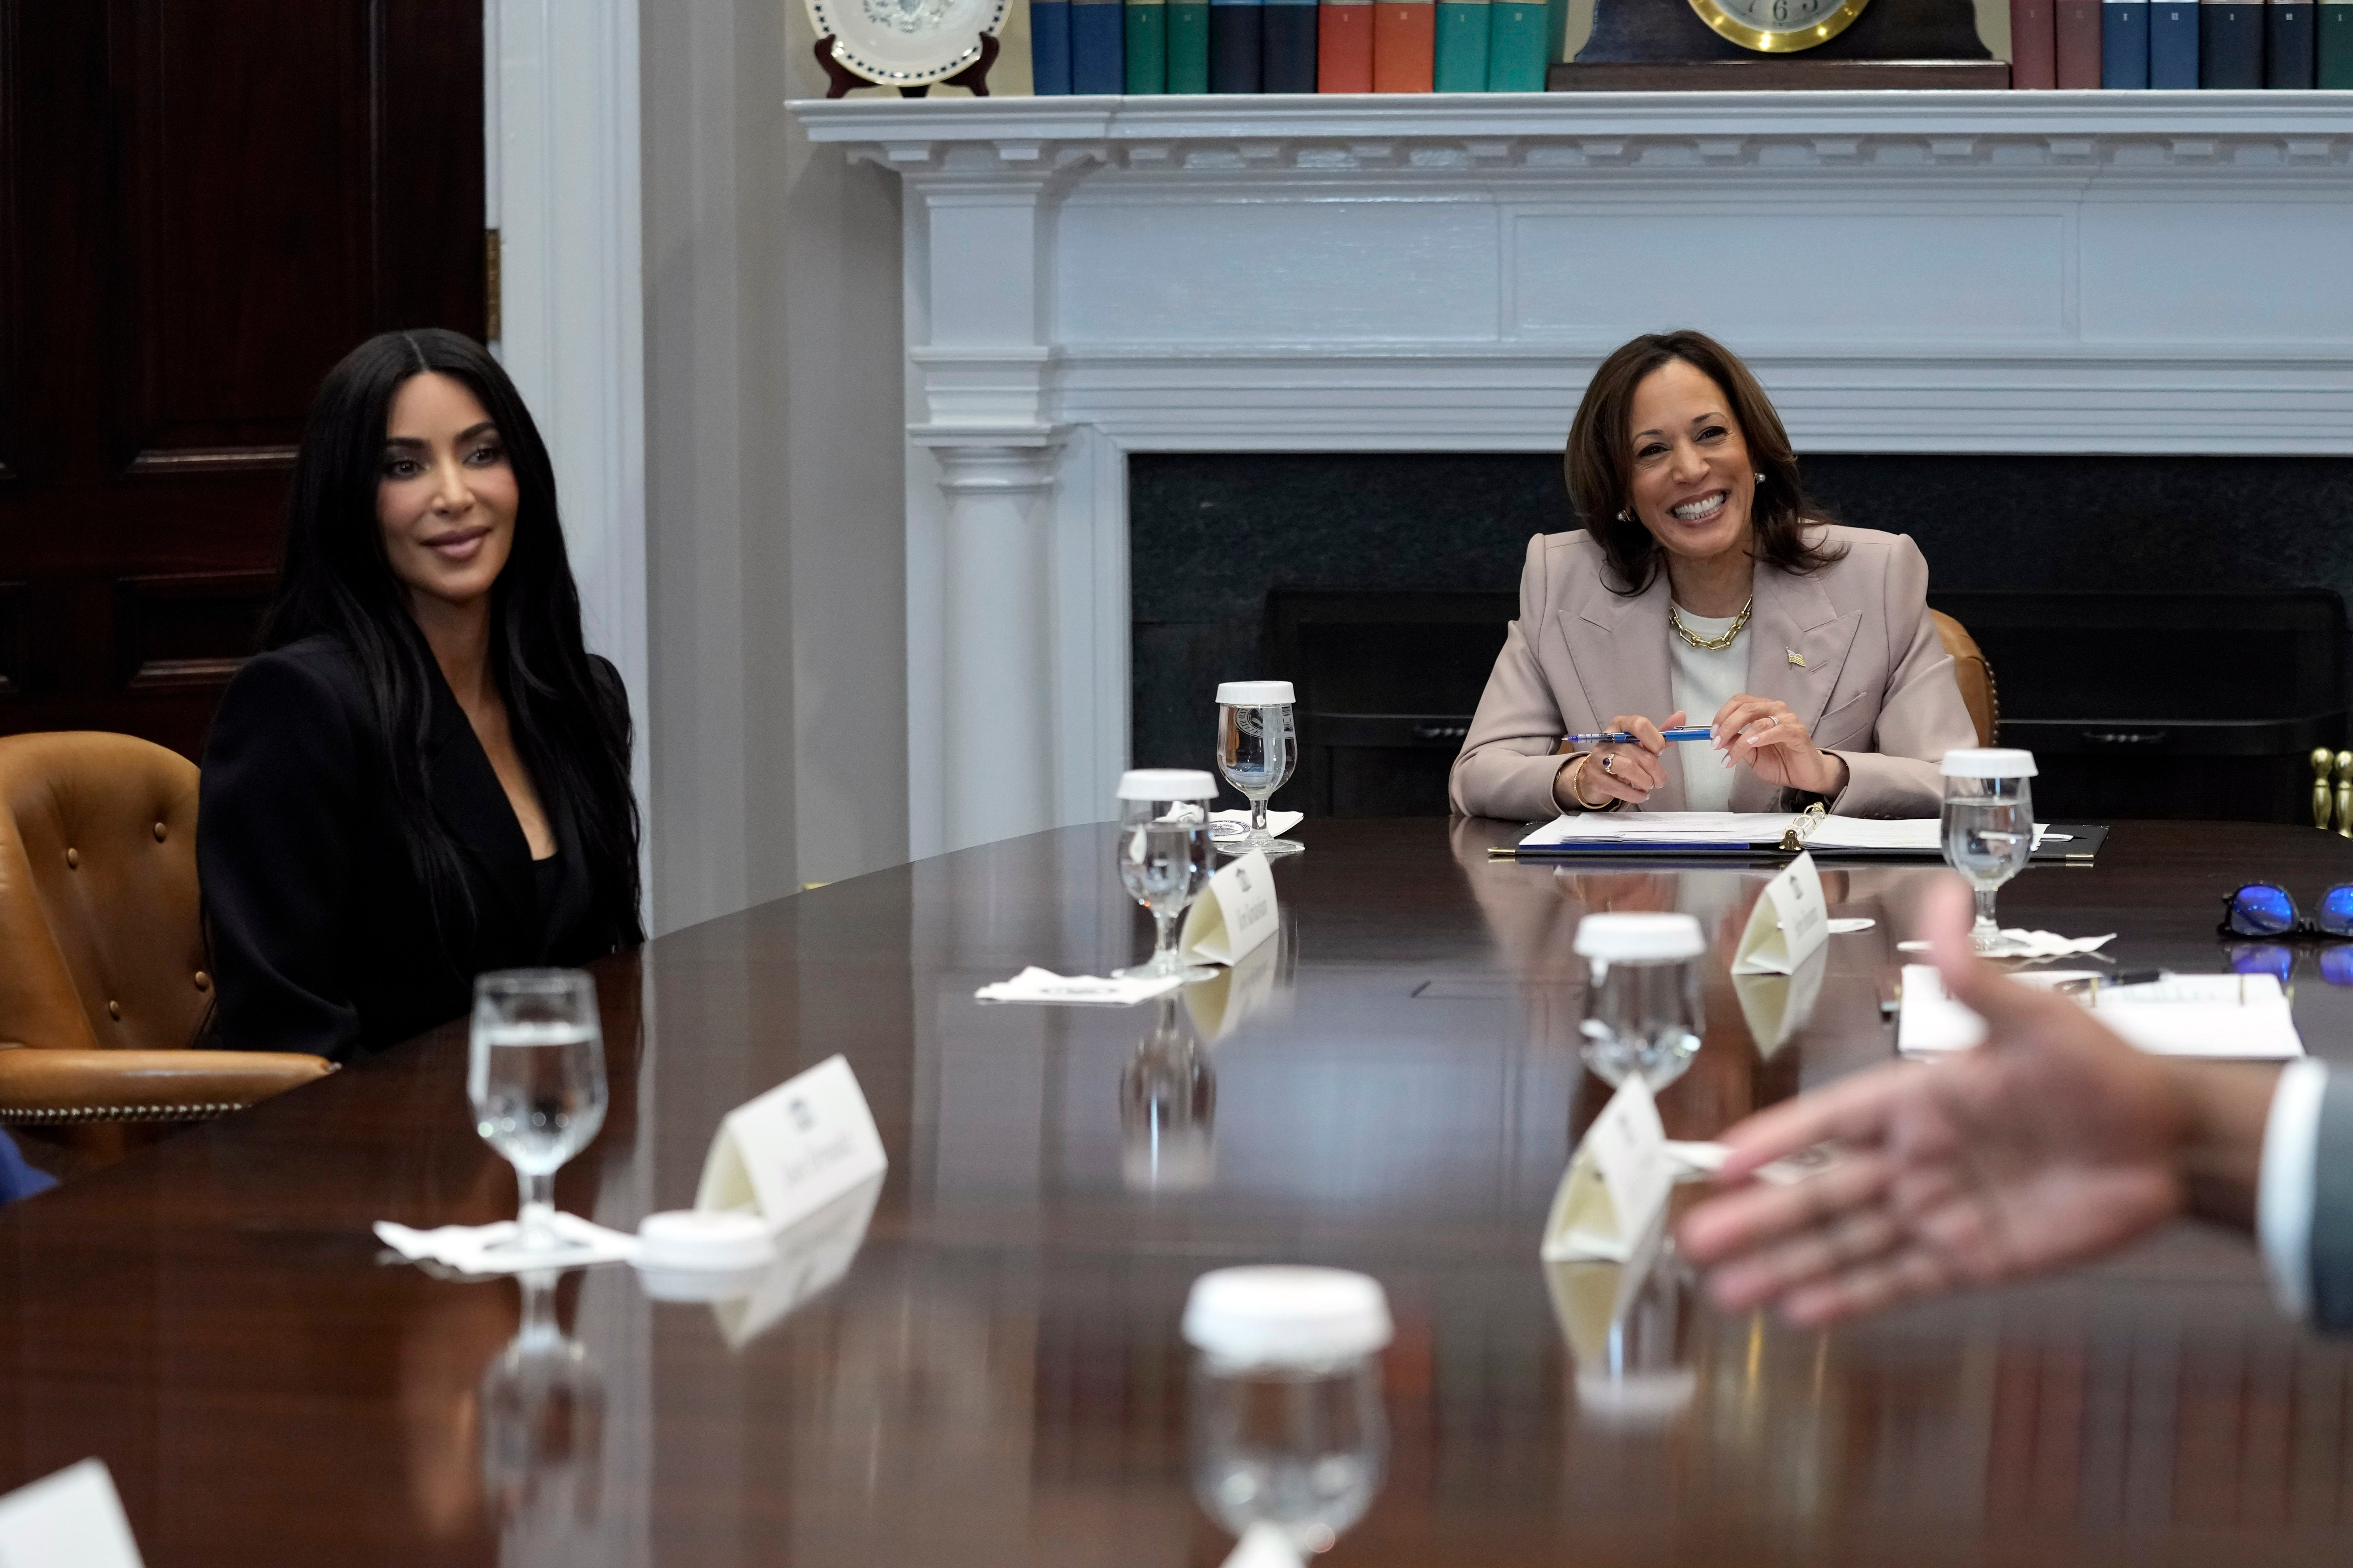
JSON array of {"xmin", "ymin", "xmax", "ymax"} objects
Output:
[{"xmin": 1131, "ymin": 452, "xmax": 2353, "ymax": 823}]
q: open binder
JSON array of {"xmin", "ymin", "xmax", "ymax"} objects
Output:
[{"xmin": 1499, "ymin": 807, "xmax": 2105, "ymax": 863}]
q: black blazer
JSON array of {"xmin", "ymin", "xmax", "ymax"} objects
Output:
[{"xmin": 198, "ymin": 635, "xmax": 636, "ymax": 1062}]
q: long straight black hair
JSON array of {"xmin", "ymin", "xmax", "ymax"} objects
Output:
[{"xmin": 263, "ymin": 328, "xmax": 643, "ymax": 948}]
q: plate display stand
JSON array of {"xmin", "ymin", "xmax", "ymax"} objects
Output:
[{"xmin": 816, "ymin": 30, "xmax": 1000, "ymax": 97}]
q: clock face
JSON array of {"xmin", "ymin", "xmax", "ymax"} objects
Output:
[{"xmin": 1686, "ymin": 0, "xmax": 1871, "ymax": 51}]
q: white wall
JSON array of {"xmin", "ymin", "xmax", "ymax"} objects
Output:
[{"xmin": 640, "ymin": 0, "xmax": 909, "ymax": 935}]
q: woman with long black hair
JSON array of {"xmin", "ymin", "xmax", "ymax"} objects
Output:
[{"xmin": 200, "ymin": 329, "xmax": 642, "ymax": 1061}]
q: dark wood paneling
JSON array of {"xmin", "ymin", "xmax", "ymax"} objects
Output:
[
  {"xmin": 0, "ymin": 0, "xmax": 483, "ymax": 755},
  {"xmin": 111, "ymin": 1, "xmax": 374, "ymax": 470},
  {"xmin": 113, "ymin": 570, "xmax": 277, "ymax": 692},
  {"xmin": 0, "ymin": 0, "xmax": 20, "ymax": 485}
]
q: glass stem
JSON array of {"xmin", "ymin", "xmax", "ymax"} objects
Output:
[
  {"xmin": 1251, "ymin": 795, "xmax": 1269, "ymax": 834},
  {"xmin": 516, "ymin": 1168, "xmax": 557, "ymax": 1245},
  {"xmin": 1152, "ymin": 905, "xmax": 1181, "ymax": 970},
  {"xmin": 516, "ymin": 1272, "xmax": 563, "ymax": 1349},
  {"xmin": 1974, "ymin": 886, "xmax": 2000, "ymax": 939}
]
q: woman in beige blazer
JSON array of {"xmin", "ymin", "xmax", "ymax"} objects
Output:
[{"xmin": 1450, "ymin": 331, "xmax": 1976, "ymax": 822}]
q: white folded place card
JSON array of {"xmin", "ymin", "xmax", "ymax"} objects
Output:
[
  {"xmin": 707, "ymin": 1174, "xmax": 883, "ymax": 1349},
  {"xmin": 696, "ymin": 1055, "xmax": 890, "ymax": 1232},
  {"xmin": 1897, "ymin": 964, "xmax": 2305, "ymax": 1059},
  {"xmin": 374, "ymin": 1212, "xmax": 641, "ymax": 1275},
  {"xmin": 975, "ymin": 966, "xmax": 1182, "ymax": 1006},
  {"xmin": 1541, "ymin": 1076, "xmax": 1675, "ymax": 1263},
  {"xmin": 0, "ymin": 1460, "xmax": 144, "ymax": 1568},
  {"xmin": 1181, "ymin": 848, "xmax": 1280, "ymax": 968},
  {"xmin": 1732, "ymin": 851, "xmax": 1828, "ymax": 976}
]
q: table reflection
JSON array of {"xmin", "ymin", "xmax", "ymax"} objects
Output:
[
  {"xmin": 1124, "ymin": 994, "xmax": 1217, "ymax": 1192},
  {"xmin": 478, "ymin": 1270, "xmax": 607, "ymax": 1555}
]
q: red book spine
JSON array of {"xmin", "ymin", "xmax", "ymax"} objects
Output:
[
  {"xmin": 1371, "ymin": 0, "xmax": 1434, "ymax": 89},
  {"xmin": 2011, "ymin": 0, "xmax": 2059, "ymax": 84},
  {"xmin": 2054, "ymin": 0, "xmax": 2103, "ymax": 83},
  {"xmin": 1319, "ymin": 3, "xmax": 1375, "ymax": 88}
]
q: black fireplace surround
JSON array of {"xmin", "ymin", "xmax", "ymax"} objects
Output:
[{"xmin": 1130, "ymin": 453, "xmax": 2353, "ymax": 824}]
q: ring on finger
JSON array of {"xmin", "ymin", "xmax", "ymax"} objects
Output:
[{"xmin": 1602, "ymin": 753, "xmax": 1615, "ymax": 775}]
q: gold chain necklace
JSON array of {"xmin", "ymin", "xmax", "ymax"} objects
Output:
[{"xmin": 1669, "ymin": 598, "xmax": 1753, "ymax": 652}]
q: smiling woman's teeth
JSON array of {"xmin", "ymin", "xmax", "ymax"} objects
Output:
[{"xmin": 1671, "ymin": 492, "xmax": 1727, "ymax": 521}]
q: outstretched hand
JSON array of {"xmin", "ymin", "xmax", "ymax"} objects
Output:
[{"xmin": 1677, "ymin": 877, "xmax": 2208, "ymax": 1326}]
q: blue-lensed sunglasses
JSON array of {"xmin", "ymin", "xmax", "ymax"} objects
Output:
[
  {"xmin": 2226, "ymin": 942, "xmax": 2353, "ymax": 987},
  {"xmin": 2220, "ymin": 882, "xmax": 2353, "ymax": 940}
]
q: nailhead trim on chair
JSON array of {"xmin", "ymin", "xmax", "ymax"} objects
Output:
[{"xmin": 0, "ymin": 1102, "xmax": 250, "ymax": 1124}]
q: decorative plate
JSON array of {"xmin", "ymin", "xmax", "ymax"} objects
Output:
[{"xmin": 808, "ymin": 0, "xmax": 1011, "ymax": 87}]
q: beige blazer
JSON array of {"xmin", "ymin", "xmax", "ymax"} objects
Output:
[{"xmin": 1448, "ymin": 525, "xmax": 1977, "ymax": 821}]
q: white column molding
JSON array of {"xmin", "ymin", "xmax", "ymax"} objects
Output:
[
  {"xmin": 490, "ymin": 0, "xmax": 651, "ymax": 887},
  {"xmin": 799, "ymin": 91, "xmax": 2353, "ymax": 852},
  {"xmin": 917, "ymin": 435, "xmax": 1068, "ymax": 853}
]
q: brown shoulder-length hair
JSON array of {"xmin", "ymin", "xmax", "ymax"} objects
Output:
[{"xmin": 1565, "ymin": 330, "xmax": 1844, "ymax": 596}]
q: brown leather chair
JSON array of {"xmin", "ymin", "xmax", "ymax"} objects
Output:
[
  {"xmin": 1931, "ymin": 609, "xmax": 1999, "ymax": 748},
  {"xmin": 0, "ymin": 732, "xmax": 332, "ymax": 1127}
]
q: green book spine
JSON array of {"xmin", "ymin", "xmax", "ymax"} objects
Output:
[
  {"xmin": 1433, "ymin": 0, "xmax": 1491, "ymax": 87},
  {"xmin": 1487, "ymin": 0, "xmax": 1548, "ymax": 87},
  {"xmin": 2323, "ymin": 0, "xmax": 2353, "ymax": 84},
  {"xmin": 1168, "ymin": 0, "xmax": 1211, "ymax": 89},
  {"xmin": 1126, "ymin": 0, "xmax": 1169, "ymax": 89}
]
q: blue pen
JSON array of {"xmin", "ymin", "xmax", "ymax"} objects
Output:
[{"xmin": 1563, "ymin": 726, "xmax": 1717, "ymax": 746}]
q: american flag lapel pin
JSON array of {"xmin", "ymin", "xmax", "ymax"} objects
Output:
[{"xmin": 1787, "ymin": 647, "xmax": 1806, "ymax": 668}]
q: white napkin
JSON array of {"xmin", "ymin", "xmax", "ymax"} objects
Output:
[
  {"xmin": 1826, "ymin": 918, "xmax": 1875, "ymax": 934},
  {"xmin": 374, "ymin": 1214, "xmax": 641, "ymax": 1275},
  {"xmin": 1898, "ymin": 929, "xmax": 2115, "ymax": 960},
  {"xmin": 974, "ymin": 966, "xmax": 1183, "ymax": 1006},
  {"xmin": 1210, "ymin": 810, "xmax": 1303, "ymax": 841},
  {"xmin": 1220, "ymin": 1522, "xmax": 1306, "ymax": 1568}
]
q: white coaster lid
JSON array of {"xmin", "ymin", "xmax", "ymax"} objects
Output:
[
  {"xmin": 1940, "ymin": 747, "xmax": 2038, "ymax": 779},
  {"xmin": 1183, "ymin": 1266, "xmax": 1392, "ymax": 1366},
  {"xmin": 1117, "ymin": 768, "xmax": 1219, "ymax": 801},
  {"xmin": 635, "ymin": 1209, "xmax": 776, "ymax": 1272},
  {"xmin": 1216, "ymin": 681, "xmax": 1296, "ymax": 706},
  {"xmin": 1574, "ymin": 912, "xmax": 1705, "ymax": 962}
]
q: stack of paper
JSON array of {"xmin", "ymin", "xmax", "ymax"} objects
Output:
[
  {"xmin": 1521, "ymin": 812, "xmax": 2048, "ymax": 857},
  {"xmin": 1897, "ymin": 965, "xmax": 2304, "ymax": 1060}
]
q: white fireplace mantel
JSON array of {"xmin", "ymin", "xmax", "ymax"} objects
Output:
[{"xmin": 791, "ymin": 91, "xmax": 2353, "ymax": 855}]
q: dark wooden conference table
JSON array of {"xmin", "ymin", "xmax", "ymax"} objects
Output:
[{"xmin": 5, "ymin": 819, "xmax": 2353, "ymax": 1566}]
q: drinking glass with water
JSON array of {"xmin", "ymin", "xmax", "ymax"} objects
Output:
[
  {"xmin": 469, "ymin": 969, "xmax": 609, "ymax": 1256},
  {"xmin": 1112, "ymin": 769, "xmax": 1221, "ymax": 984},
  {"xmin": 1185, "ymin": 1266, "xmax": 1391, "ymax": 1563},
  {"xmin": 1215, "ymin": 681, "xmax": 1303, "ymax": 858},
  {"xmin": 1573, "ymin": 912, "xmax": 1706, "ymax": 1092},
  {"xmin": 1939, "ymin": 749, "xmax": 2038, "ymax": 955}
]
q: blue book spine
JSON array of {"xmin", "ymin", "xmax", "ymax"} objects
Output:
[
  {"xmin": 1264, "ymin": 0, "xmax": 1319, "ymax": 87},
  {"xmin": 2200, "ymin": 0, "xmax": 2264, "ymax": 82},
  {"xmin": 2324, "ymin": 0, "xmax": 2353, "ymax": 86},
  {"xmin": 1434, "ymin": 0, "xmax": 1492, "ymax": 86},
  {"xmin": 1072, "ymin": 0, "xmax": 1126, "ymax": 91},
  {"xmin": 2151, "ymin": 0, "xmax": 2200, "ymax": 79},
  {"xmin": 2104, "ymin": 0, "xmax": 2152, "ymax": 81},
  {"xmin": 2267, "ymin": 0, "xmax": 2315, "ymax": 82},
  {"xmin": 1032, "ymin": 0, "xmax": 1074, "ymax": 92},
  {"xmin": 1211, "ymin": 0, "xmax": 1264, "ymax": 88}
]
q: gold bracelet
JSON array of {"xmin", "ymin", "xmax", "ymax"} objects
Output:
[{"xmin": 1567, "ymin": 754, "xmax": 1612, "ymax": 812}]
